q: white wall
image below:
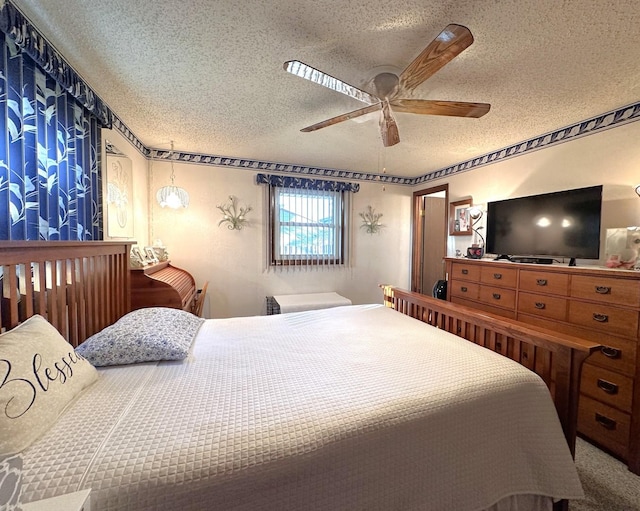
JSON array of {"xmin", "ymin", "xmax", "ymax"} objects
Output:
[
  {"xmin": 422, "ymin": 121, "xmax": 640, "ymax": 265},
  {"xmin": 102, "ymin": 118, "xmax": 640, "ymax": 318},
  {"xmin": 146, "ymin": 162, "xmax": 412, "ymax": 318}
]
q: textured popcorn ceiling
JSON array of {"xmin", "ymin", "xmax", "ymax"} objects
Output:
[{"xmin": 10, "ymin": 0, "xmax": 640, "ymax": 178}]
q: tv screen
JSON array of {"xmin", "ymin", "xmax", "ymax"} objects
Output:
[{"xmin": 486, "ymin": 185, "xmax": 603, "ymax": 260}]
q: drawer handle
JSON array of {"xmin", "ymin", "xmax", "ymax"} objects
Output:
[
  {"xmin": 595, "ymin": 413, "xmax": 617, "ymax": 430},
  {"xmin": 595, "ymin": 285, "xmax": 611, "ymax": 295},
  {"xmin": 493, "ymin": 273, "xmax": 502, "ymax": 280},
  {"xmin": 592, "ymin": 313, "xmax": 609, "ymax": 323},
  {"xmin": 601, "ymin": 346, "xmax": 621, "ymax": 359},
  {"xmin": 536, "ymin": 279, "xmax": 548, "ymax": 286},
  {"xmin": 492, "ymin": 293, "xmax": 501, "ymax": 300},
  {"xmin": 460, "ymin": 286, "xmax": 468, "ymax": 292},
  {"xmin": 462, "ymin": 269, "xmax": 469, "ymax": 275},
  {"xmin": 534, "ymin": 302, "xmax": 546, "ymax": 309},
  {"xmin": 597, "ymin": 379, "xmax": 619, "ymax": 395}
]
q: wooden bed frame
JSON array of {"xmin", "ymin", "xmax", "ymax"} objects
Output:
[
  {"xmin": 0, "ymin": 243, "xmax": 598, "ymax": 510},
  {"xmin": 381, "ymin": 285, "xmax": 600, "ymax": 457}
]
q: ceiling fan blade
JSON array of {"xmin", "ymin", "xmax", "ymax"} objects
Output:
[
  {"xmin": 284, "ymin": 60, "xmax": 379, "ymax": 105},
  {"xmin": 301, "ymin": 103, "xmax": 382, "ymax": 132},
  {"xmin": 398, "ymin": 24, "xmax": 474, "ymax": 93},
  {"xmin": 380, "ymin": 101, "xmax": 400, "ymax": 147},
  {"xmin": 390, "ymin": 99, "xmax": 490, "ymax": 118}
]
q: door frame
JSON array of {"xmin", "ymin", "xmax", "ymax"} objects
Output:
[{"xmin": 411, "ymin": 184, "xmax": 449, "ymax": 293}]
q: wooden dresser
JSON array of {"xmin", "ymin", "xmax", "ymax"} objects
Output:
[
  {"xmin": 445, "ymin": 257, "xmax": 640, "ymax": 474},
  {"xmin": 130, "ymin": 261, "xmax": 197, "ymax": 312}
]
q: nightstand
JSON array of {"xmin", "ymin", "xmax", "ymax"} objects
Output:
[{"xmin": 23, "ymin": 489, "xmax": 91, "ymax": 511}]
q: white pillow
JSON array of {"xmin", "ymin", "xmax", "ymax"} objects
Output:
[
  {"xmin": 0, "ymin": 315, "xmax": 98, "ymax": 455},
  {"xmin": 75, "ymin": 307, "xmax": 204, "ymax": 366},
  {"xmin": 0, "ymin": 453, "xmax": 22, "ymax": 510}
]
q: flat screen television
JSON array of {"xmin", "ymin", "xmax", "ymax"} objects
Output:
[{"xmin": 486, "ymin": 185, "xmax": 603, "ymax": 264}]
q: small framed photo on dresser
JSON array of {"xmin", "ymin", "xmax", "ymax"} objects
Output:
[
  {"xmin": 130, "ymin": 247, "xmax": 145, "ymax": 267},
  {"xmin": 144, "ymin": 246, "xmax": 159, "ymax": 264}
]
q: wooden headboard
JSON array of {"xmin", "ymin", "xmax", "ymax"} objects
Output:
[{"xmin": 0, "ymin": 241, "xmax": 132, "ymax": 346}]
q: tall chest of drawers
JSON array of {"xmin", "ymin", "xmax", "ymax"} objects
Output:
[{"xmin": 445, "ymin": 257, "xmax": 640, "ymax": 474}]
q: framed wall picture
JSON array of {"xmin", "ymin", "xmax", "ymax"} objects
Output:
[
  {"xmin": 449, "ymin": 198, "xmax": 473, "ymax": 236},
  {"xmin": 105, "ymin": 143, "xmax": 134, "ymax": 238}
]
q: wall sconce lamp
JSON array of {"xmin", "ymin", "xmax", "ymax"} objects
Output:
[
  {"xmin": 156, "ymin": 141, "xmax": 189, "ymax": 209},
  {"xmin": 217, "ymin": 195, "xmax": 252, "ymax": 230},
  {"xmin": 359, "ymin": 205, "xmax": 384, "ymax": 234}
]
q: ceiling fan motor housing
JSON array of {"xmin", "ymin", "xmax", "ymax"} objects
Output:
[{"xmin": 373, "ymin": 72, "xmax": 399, "ymax": 98}]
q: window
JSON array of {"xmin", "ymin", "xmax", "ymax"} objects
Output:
[
  {"xmin": 272, "ymin": 187, "xmax": 345, "ymax": 265},
  {"xmin": 257, "ymin": 174, "xmax": 359, "ymax": 268}
]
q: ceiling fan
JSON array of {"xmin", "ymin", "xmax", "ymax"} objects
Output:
[{"xmin": 283, "ymin": 24, "xmax": 490, "ymax": 147}]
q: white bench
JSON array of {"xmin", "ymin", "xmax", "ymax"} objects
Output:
[{"xmin": 267, "ymin": 292, "xmax": 352, "ymax": 314}]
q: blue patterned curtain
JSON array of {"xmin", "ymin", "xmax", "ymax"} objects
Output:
[{"xmin": 0, "ymin": 18, "xmax": 104, "ymax": 239}]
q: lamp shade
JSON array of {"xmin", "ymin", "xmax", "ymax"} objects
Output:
[
  {"xmin": 156, "ymin": 185, "xmax": 189, "ymax": 209},
  {"xmin": 156, "ymin": 141, "xmax": 189, "ymax": 208}
]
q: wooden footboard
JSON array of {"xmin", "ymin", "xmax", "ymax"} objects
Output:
[
  {"xmin": 0, "ymin": 241, "xmax": 132, "ymax": 346},
  {"xmin": 381, "ymin": 285, "xmax": 600, "ymax": 455}
]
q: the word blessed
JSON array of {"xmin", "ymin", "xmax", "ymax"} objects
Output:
[{"xmin": 1, "ymin": 350, "xmax": 87, "ymax": 419}]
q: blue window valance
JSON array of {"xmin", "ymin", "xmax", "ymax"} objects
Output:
[
  {"xmin": 256, "ymin": 173, "xmax": 360, "ymax": 193},
  {"xmin": 0, "ymin": 0, "xmax": 112, "ymax": 128}
]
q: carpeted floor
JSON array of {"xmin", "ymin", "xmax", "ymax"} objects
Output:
[{"xmin": 571, "ymin": 437, "xmax": 640, "ymax": 510}]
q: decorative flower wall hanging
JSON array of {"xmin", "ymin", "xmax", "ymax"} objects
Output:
[
  {"xmin": 359, "ymin": 205, "xmax": 384, "ymax": 234},
  {"xmin": 217, "ymin": 195, "xmax": 252, "ymax": 230}
]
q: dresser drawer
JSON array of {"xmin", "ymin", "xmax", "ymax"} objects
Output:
[
  {"xmin": 480, "ymin": 266, "xmax": 517, "ymax": 288},
  {"xmin": 568, "ymin": 301, "xmax": 639, "ymax": 338},
  {"xmin": 581, "ymin": 363, "xmax": 634, "ymax": 412},
  {"xmin": 450, "ymin": 280, "xmax": 480, "ymax": 300},
  {"xmin": 571, "ymin": 275, "xmax": 640, "ymax": 307},
  {"xmin": 578, "ymin": 395, "xmax": 630, "ymax": 460},
  {"xmin": 479, "ymin": 285, "xmax": 516, "ymax": 310},
  {"xmin": 519, "ymin": 270, "xmax": 569, "ymax": 296},
  {"xmin": 518, "ymin": 292, "xmax": 567, "ymax": 321},
  {"xmin": 517, "ymin": 314, "xmax": 638, "ymax": 375},
  {"xmin": 450, "ymin": 262, "xmax": 481, "ymax": 281},
  {"xmin": 588, "ymin": 338, "xmax": 637, "ymax": 377}
]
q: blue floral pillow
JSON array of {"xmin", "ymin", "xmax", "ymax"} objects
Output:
[{"xmin": 76, "ymin": 308, "xmax": 205, "ymax": 366}]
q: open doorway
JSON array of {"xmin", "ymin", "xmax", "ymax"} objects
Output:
[{"xmin": 411, "ymin": 184, "xmax": 448, "ymax": 295}]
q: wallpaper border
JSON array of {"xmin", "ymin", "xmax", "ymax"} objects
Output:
[{"xmin": 139, "ymin": 101, "xmax": 640, "ymax": 187}]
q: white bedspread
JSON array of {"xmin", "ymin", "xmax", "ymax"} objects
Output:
[{"xmin": 20, "ymin": 304, "xmax": 583, "ymax": 510}]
